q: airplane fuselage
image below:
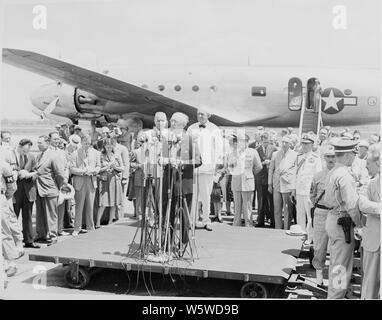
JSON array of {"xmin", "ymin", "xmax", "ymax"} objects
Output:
[{"xmin": 30, "ymin": 64, "xmax": 381, "ymax": 127}]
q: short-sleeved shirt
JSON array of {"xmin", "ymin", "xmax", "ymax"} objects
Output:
[{"xmin": 324, "ymin": 163, "xmax": 360, "ymax": 224}]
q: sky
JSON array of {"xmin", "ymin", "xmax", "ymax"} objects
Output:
[{"xmin": 0, "ymin": 0, "xmax": 380, "ymax": 119}]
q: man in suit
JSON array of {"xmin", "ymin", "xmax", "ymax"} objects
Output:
[
  {"xmin": 13, "ymin": 139, "xmax": 40, "ymax": 248},
  {"xmin": 359, "ymin": 143, "xmax": 380, "ymax": 299},
  {"xmin": 49, "ymin": 131, "xmax": 71, "ymax": 236},
  {"xmin": 69, "ymin": 134, "xmax": 101, "ymax": 236},
  {"xmin": 161, "ymin": 112, "xmax": 202, "ymax": 243},
  {"xmin": 254, "ymin": 132, "xmax": 277, "ymax": 228},
  {"xmin": 268, "ymin": 135, "xmax": 297, "ymax": 230},
  {"xmin": 33, "ymin": 135, "xmax": 66, "ymax": 244},
  {"xmin": 186, "ymin": 109, "xmax": 223, "ymax": 231},
  {"xmin": 228, "ymin": 134, "xmax": 262, "ymax": 227}
]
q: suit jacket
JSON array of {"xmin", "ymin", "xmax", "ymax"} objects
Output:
[
  {"xmin": 13, "ymin": 151, "xmax": 37, "ymax": 202},
  {"xmin": 229, "ymin": 147, "xmax": 262, "ymax": 192},
  {"xmin": 359, "ymin": 175, "xmax": 380, "ymax": 252},
  {"xmin": 269, "ymin": 148, "xmax": 297, "ymax": 193},
  {"xmin": 255, "ymin": 144, "xmax": 277, "ymax": 186},
  {"xmin": 70, "ymin": 147, "xmax": 101, "ymax": 191},
  {"xmin": 162, "ymin": 131, "xmax": 202, "ymax": 195},
  {"xmin": 35, "ymin": 149, "xmax": 66, "ymax": 197}
]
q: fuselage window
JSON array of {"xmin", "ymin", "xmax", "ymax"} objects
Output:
[
  {"xmin": 158, "ymin": 85, "xmax": 165, "ymax": 91},
  {"xmin": 251, "ymin": 86, "xmax": 266, "ymax": 97},
  {"xmin": 174, "ymin": 85, "xmax": 181, "ymax": 92},
  {"xmin": 192, "ymin": 85, "xmax": 199, "ymax": 92}
]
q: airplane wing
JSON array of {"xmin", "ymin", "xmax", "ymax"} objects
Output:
[{"xmin": 2, "ymin": 48, "xmax": 238, "ymax": 127}]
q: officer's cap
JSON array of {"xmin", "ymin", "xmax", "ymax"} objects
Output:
[
  {"xmin": 301, "ymin": 133, "xmax": 315, "ymax": 144},
  {"xmin": 330, "ymin": 137, "xmax": 358, "ymax": 153}
]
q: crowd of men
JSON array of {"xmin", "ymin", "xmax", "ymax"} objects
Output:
[{"xmin": 0, "ymin": 110, "xmax": 380, "ymax": 299}]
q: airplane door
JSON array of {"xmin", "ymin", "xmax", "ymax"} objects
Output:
[
  {"xmin": 306, "ymin": 77, "xmax": 321, "ymax": 112},
  {"xmin": 288, "ymin": 77, "xmax": 303, "ymax": 111}
]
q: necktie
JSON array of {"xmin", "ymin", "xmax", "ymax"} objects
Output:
[
  {"xmin": 199, "ymin": 124, "xmax": 206, "ymax": 129},
  {"xmin": 20, "ymin": 154, "xmax": 27, "ymax": 169}
]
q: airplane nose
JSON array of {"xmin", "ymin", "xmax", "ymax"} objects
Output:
[{"xmin": 30, "ymin": 83, "xmax": 60, "ymax": 111}]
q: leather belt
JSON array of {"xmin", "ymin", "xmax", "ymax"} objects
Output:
[{"xmin": 316, "ymin": 204, "xmax": 333, "ymax": 210}]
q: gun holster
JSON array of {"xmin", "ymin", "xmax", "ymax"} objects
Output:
[{"xmin": 337, "ymin": 216, "xmax": 355, "ymax": 244}]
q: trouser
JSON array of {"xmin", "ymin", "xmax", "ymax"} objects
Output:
[
  {"xmin": 168, "ymin": 194, "xmax": 192, "ymax": 244},
  {"xmin": 57, "ymin": 202, "xmax": 65, "ymax": 234},
  {"xmin": 197, "ymin": 173, "xmax": 214, "ymax": 227},
  {"xmin": 325, "ymin": 213, "xmax": 354, "ymax": 299},
  {"xmin": 74, "ymin": 179, "xmax": 96, "ymax": 232},
  {"xmin": 212, "ymin": 201, "xmax": 222, "ymax": 217},
  {"xmin": 233, "ymin": 191, "xmax": 253, "ymax": 227},
  {"xmin": 64, "ymin": 199, "xmax": 74, "ymax": 228},
  {"xmin": 297, "ymin": 194, "xmax": 313, "ymax": 242},
  {"xmin": 36, "ymin": 194, "xmax": 58, "ymax": 239},
  {"xmin": 312, "ymin": 208, "xmax": 329, "ymax": 270},
  {"xmin": 361, "ymin": 248, "xmax": 380, "ymax": 299},
  {"xmin": 13, "ymin": 198, "xmax": 34, "ymax": 244},
  {"xmin": 273, "ymin": 191, "xmax": 293, "ymax": 230},
  {"xmin": 1, "ymin": 196, "xmax": 22, "ymax": 261},
  {"xmin": 256, "ymin": 183, "xmax": 271, "ymax": 225},
  {"xmin": 135, "ymin": 185, "xmax": 146, "ymax": 218}
]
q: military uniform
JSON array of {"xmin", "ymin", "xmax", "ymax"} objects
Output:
[
  {"xmin": 1, "ymin": 159, "xmax": 20, "ymax": 276},
  {"xmin": 359, "ymin": 174, "xmax": 380, "ymax": 299},
  {"xmin": 323, "ymin": 139, "xmax": 361, "ymax": 299},
  {"xmin": 295, "ymin": 151, "xmax": 322, "ymax": 241}
]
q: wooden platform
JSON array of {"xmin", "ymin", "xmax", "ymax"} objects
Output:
[{"xmin": 29, "ymin": 220, "xmax": 303, "ymax": 285}]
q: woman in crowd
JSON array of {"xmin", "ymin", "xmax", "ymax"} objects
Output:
[{"xmin": 96, "ymin": 138, "xmax": 124, "ymax": 227}]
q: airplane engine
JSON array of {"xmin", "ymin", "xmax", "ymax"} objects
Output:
[
  {"xmin": 74, "ymin": 88, "xmax": 105, "ymax": 113},
  {"xmin": 104, "ymin": 115, "xmax": 119, "ymax": 123}
]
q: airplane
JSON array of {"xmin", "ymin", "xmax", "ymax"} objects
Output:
[{"xmin": 2, "ymin": 48, "xmax": 380, "ymax": 129}]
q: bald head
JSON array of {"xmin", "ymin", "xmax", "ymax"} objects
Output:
[{"xmin": 197, "ymin": 108, "xmax": 210, "ymax": 125}]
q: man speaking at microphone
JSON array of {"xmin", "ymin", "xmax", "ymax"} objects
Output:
[{"xmin": 187, "ymin": 108, "xmax": 223, "ymax": 231}]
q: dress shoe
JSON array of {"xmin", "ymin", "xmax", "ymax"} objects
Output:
[
  {"xmin": 255, "ymin": 223, "xmax": 265, "ymax": 228},
  {"xmin": 72, "ymin": 231, "xmax": 79, "ymax": 237},
  {"xmin": 47, "ymin": 239, "xmax": 58, "ymax": 246},
  {"xmin": 24, "ymin": 243, "xmax": 41, "ymax": 249},
  {"xmin": 58, "ymin": 231, "xmax": 70, "ymax": 236},
  {"xmin": 80, "ymin": 229, "xmax": 88, "ymax": 234},
  {"xmin": 205, "ymin": 225, "xmax": 213, "ymax": 231},
  {"xmin": 38, "ymin": 238, "xmax": 52, "ymax": 244}
]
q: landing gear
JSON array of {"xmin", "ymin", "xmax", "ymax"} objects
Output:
[{"xmin": 240, "ymin": 281, "xmax": 269, "ymax": 298}]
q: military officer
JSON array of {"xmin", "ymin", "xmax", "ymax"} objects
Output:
[
  {"xmin": 358, "ymin": 143, "xmax": 380, "ymax": 299},
  {"xmin": 310, "ymin": 145, "xmax": 336, "ymax": 285},
  {"xmin": 292, "ymin": 133, "xmax": 322, "ymax": 244},
  {"xmin": 324, "ymin": 138, "xmax": 362, "ymax": 299},
  {"xmin": 1, "ymin": 158, "xmax": 19, "ymax": 277}
]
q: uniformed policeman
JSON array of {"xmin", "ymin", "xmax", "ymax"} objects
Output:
[
  {"xmin": 1, "ymin": 158, "xmax": 19, "ymax": 277},
  {"xmin": 310, "ymin": 145, "xmax": 336, "ymax": 285},
  {"xmin": 291, "ymin": 133, "xmax": 322, "ymax": 245},
  {"xmin": 324, "ymin": 138, "xmax": 362, "ymax": 299},
  {"xmin": 358, "ymin": 143, "xmax": 380, "ymax": 299}
]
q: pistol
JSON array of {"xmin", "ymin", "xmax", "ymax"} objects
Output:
[{"xmin": 337, "ymin": 216, "xmax": 355, "ymax": 244}]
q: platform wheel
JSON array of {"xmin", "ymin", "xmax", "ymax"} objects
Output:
[
  {"xmin": 240, "ymin": 282, "xmax": 269, "ymax": 298},
  {"xmin": 64, "ymin": 266, "xmax": 91, "ymax": 289}
]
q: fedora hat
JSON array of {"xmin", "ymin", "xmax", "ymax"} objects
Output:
[
  {"xmin": 286, "ymin": 224, "xmax": 306, "ymax": 236},
  {"xmin": 58, "ymin": 184, "xmax": 75, "ymax": 205}
]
